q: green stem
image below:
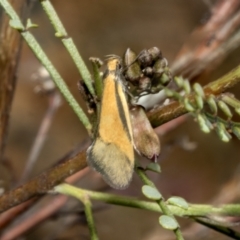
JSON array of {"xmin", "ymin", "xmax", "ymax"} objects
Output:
[
  {"xmin": 55, "ymin": 184, "xmax": 99, "ymax": 240},
  {"xmin": 40, "ymin": 0, "xmax": 95, "ymax": 97},
  {"xmin": 83, "ymin": 198, "xmax": 99, "ymax": 240},
  {"xmin": 135, "ymin": 167, "xmax": 184, "ymax": 240},
  {"xmin": 205, "ymin": 112, "xmax": 240, "ymax": 128},
  {"xmin": 54, "ymin": 184, "xmax": 240, "ymax": 218},
  {"xmin": 0, "ymin": 0, "xmax": 92, "ymax": 134}
]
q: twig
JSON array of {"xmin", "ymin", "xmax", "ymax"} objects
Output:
[
  {"xmin": 148, "ymin": 63, "xmax": 240, "ymax": 127},
  {"xmin": 0, "ymin": 168, "xmax": 90, "ymax": 240},
  {"xmin": 0, "ymin": 198, "xmax": 37, "ymax": 230},
  {"xmin": 0, "ymin": 0, "xmax": 27, "ymax": 161},
  {"xmin": 135, "ymin": 167, "xmax": 184, "ymax": 240},
  {"xmin": 55, "ymin": 184, "xmax": 99, "ymax": 240},
  {"xmin": 0, "ymin": 61, "xmax": 239, "ymax": 213},
  {"xmin": 20, "ymin": 92, "xmax": 62, "ymax": 183},
  {"xmin": 0, "ymin": 150, "xmax": 87, "ymax": 213},
  {"xmin": 40, "ymin": 0, "xmax": 95, "ymax": 97},
  {"xmin": 0, "ymin": 0, "xmax": 92, "ymax": 134},
  {"xmin": 51, "ymin": 185, "xmax": 240, "ymax": 218},
  {"xmin": 171, "ymin": 0, "xmax": 240, "ymax": 77}
]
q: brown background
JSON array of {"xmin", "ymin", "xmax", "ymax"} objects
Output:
[{"xmin": 3, "ymin": 0, "xmax": 240, "ymax": 239}]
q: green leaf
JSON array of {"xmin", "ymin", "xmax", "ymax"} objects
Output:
[
  {"xmin": 167, "ymin": 196, "xmax": 189, "ymax": 210},
  {"xmin": 146, "ymin": 163, "xmax": 161, "ymax": 173},
  {"xmin": 142, "ymin": 185, "xmax": 162, "ymax": 200},
  {"xmin": 159, "ymin": 215, "xmax": 178, "ymax": 230},
  {"xmin": 26, "ymin": 19, "xmax": 38, "ymax": 29},
  {"xmin": 9, "ymin": 19, "xmax": 24, "ymax": 30}
]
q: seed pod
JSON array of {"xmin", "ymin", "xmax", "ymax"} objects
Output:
[
  {"xmin": 147, "ymin": 47, "xmax": 162, "ymax": 61},
  {"xmin": 138, "ymin": 76, "xmax": 151, "ymax": 91},
  {"xmin": 183, "ymin": 98, "xmax": 195, "ymax": 112},
  {"xmin": 182, "ymin": 80, "xmax": 191, "ymax": 94},
  {"xmin": 130, "ymin": 106, "xmax": 161, "ymax": 161},
  {"xmin": 221, "ymin": 93, "xmax": 239, "ymax": 108},
  {"xmin": 195, "ymin": 95, "xmax": 204, "ymax": 109},
  {"xmin": 152, "ymin": 59, "xmax": 165, "ymax": 77},
  {"xmin": 231, "ymin": 126, "xmax": 240, "ymax": 140},
  {"xmin": 196, "ymin": 113, "xmax": 211, "ymax": 133},
  {"xmin": 235, "ymin": 108, "xmax": 240, "ymax": 116},
  {"xmin": 217, "ymin": 100, "xmax": 233, "ymax": 119},
  {"xmin": 142, "ymin": 67, "xmax": 153, "ymax": 77},
  {"xmin": 138, "ymin": 49, "xmax": 153, "ymax": 67},
  {"xmin": 151, "ymin": 73, "xmax": 169, "ymax": 92},
  {"xmin": 215, "ymin": 122, "xmax": 231, "ymax": 142},
  {"xmin": 123, "ymin": 48, "xmax": 142, "ymax": 83},
  {"xmin": 193, "ymin": 83, "xmax": 205, "ymax": 98},
  {"xmin": 174, "ymin": 76, "xmax": 184, "ymax": 88},
  {"xmin": 206, "ymin": 95, "xmax": 218, "ymax": 115}
]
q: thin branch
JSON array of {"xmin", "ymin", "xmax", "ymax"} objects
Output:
[
  {"xmin": 0, "ymin": 150, "xmax": 87, "ymax": 213},
  {"xmin": 0, "ymin": 62, "xmax": 239, "ymax": 213},
  {"xmin": 0, "ymin": 0, "xmax": 27, "ymax": 161},
  {"xmin": 148, "ymin": 63, "xmax": 240, "ymax": 127},
  {"xmin": 171, "ymin": 0, "xmax": 240, "ymax": 77},
  {"xmin": 55, "ymin": 184, "xmax": 99, "ymax": 240},
  {"xmin": 40, "ymin": 0, "xmax": 95, "ymax": 97},
  {"xmin": 0, "ymin": 168, "xmax": 90, "ymax": 240},
  {"xmin": 52, "ymin": 185, "xmax": 240, "ymax": 218},
  {"xmin": 135, "ymin": 167, "xmax": 184, "ymax": 240},
  {"xmin": 20, "ymin": 92, "xmax": 62, "ymax": 183},
  {"xmin": 0, "ymin": 0, "xmax": 92, "ymax": 134}
]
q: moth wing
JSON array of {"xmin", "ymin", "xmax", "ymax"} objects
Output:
[{"xmin": 87, "ymin": 138, "xmax": 134, "ymax": 189}]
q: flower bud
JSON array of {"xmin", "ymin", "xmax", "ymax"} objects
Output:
[
  {"xmin": 123, "ymin": 48, "xmax": 142, "ymax": 83},
  {"xmin": 217, "ymin": 100, "xmax": 233, "ymax": 119},
  {"xmin": 147, "ymin": 47, "xmax": 162, "ymax": 61},
  {"xmin": 206, "ymin": 95, "xmax": 218, "ymax": 115},
  {"xmin": 138, "ymin": 49, "xmax": 153, "ymax": 67},
  {"xmin": 215, "ymin": 122, "xmax": 231, "ymax": 142}
]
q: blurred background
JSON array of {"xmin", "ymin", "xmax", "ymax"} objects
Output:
[{"xmin": 2, "ymin": 0, "xmax": 240, "ymax": 239}]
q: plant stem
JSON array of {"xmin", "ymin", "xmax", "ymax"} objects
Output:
[
  {"xmin": 148, "ymin": 63, "xmax": 240, "ymax": 128},
  {"xmin": 40, "ymin": 0, "xmax": 95, "ymax": 97},
  {"xmin": 0, "ymin": 0, "xmax": 92, "ymax": 134},
  {"xmin": 55, "ymin": 184, "xmax": 99, "ymax": 240},
  {"xmin": 54, "ymin": 184, "xmax": 240, "ymax": 218},
  {"xmin": 135, "ymin": 167, "xmax": 184, "ymax": 240}
]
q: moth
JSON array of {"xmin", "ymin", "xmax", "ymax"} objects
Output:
[{"xmin": 87, "ymin": 56, "xmax": 135, "ymax": 189}]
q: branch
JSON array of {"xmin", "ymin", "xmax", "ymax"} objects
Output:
[
  {"xmin": 148, "ymin": 63, "xmax": 240, "ymax": 127},
  {"xmin": 0, "ymin": 0, "xmax": 92, "ymax": 134},
  {"xmin": 54, "ymin": 185, "xmax": 240, "ymax": 218},
  {"xmin": 0, "ymin": 151, "xmax": 87, "ymax": 213},
  {"xmin": 0, "ymin": 0, "xmax": 28, "ymax": 161},
  {"xmin": 135, "ymin": 167, "xmax": 184, "ymax": 240},
  {"xmin": 0, "ymin": 62, "xmax": 239, "ymax": 213}
]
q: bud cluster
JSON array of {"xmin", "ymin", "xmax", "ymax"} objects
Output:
[
  {"xmin": 123, "ymin": 47, "xmax": 172, "ymax": 97},
  {"xmin": 164, "ymin": 76, "xmax": 240, "ymax": 142}
]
